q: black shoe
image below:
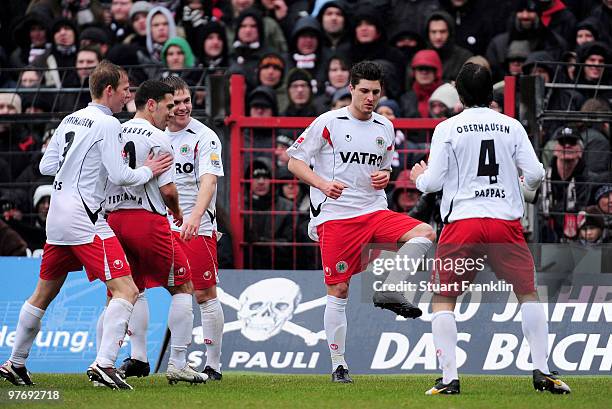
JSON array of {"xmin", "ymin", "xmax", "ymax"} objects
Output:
[
  {"xmin": 118, "ymin": 358, "xmax": 150, "ymax": 378},
  {"xmin": 425, "ymin": 378, "xmax": 460, "ymax": 395},
  {"xmin": 331, "ymin": 365, "xmax": 353, "ymax": 383},
  {"xmin": 0, "ymin": 361, "xmax": 34, "ymax": 386},
  {"xmin": 533, "ymin": 369, "xmax": 571, "ymax": 394},
  {"xmin": 373, "ymin": 291, "xmax": 423, "ymax": 319},
  {"xmin": 87, "ymin": 363, "xmax": 133, "ymax": 390},
  {"xmin": 202, "ymin": 366, "xmax": 222, "ymax": 381}
]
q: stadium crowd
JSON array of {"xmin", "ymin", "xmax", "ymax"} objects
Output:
[{"xmin": 0, "ymin": 0, "xmax": 610, "ymax": 265}]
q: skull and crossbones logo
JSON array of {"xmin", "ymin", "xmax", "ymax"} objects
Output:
[{"xmin": 193, "ymin": 278, "xmax": 326, "ymax": 346}]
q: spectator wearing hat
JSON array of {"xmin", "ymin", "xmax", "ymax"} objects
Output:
[
  {"xmin": 386, "ymin": 0, "xmax": 440, "ymax": 48},
  {"xmin": 575, "ymin": 205, "xmax": 608, "ymax": 245},
  {"xmin": 400, "ymin": 49, "xmax": 443, "ymax": 118},
  {"xmin": 439, "ymin": 0, "xmax": 496, "ymax": 56},
  {"xmin": 389, "ymin": 169, "xmax": 421, "ymax": 213},
  {"xmin": 245, "ymin": 85, "xmax": 278, "ymax": 164},
  {"xmin": 486, "ymin": 0, "xmax": 567, "ymax": 82},
  {"xmin": 349, "ymin": 5, "xmax": 405, "ymax": 95},
  {"xmin": 574, "ymin": 17, "xmax": 599, "ymax": 48},
  {"xmin": 315, "ymin": 0, "xmax": 352, "ymax": 62},
  {"xmin": 330, "ymin": 86, "xmax": 351, "ymax": 110},
  {"xmin": 243, "ymin": 157, "xmax": 293, "ymax": 269},
  {"xmin": 313, "ymin": 54, "xmax": 349, "ymax": 114},
  {"xmin": 388, "ymin": 27, "xmax": 426, "ymax": 91},
  {"xmin": 160, "ymin": 37, "xmax": 204, "ymax": 85},
  {"xmin": 425, "ymin": 10, "xmax": 473, "ymax": 82},
  {"xmin": 575, "ymin": 41, "xmax": 612, "ymax": 102},
  {"xmin": 274, "ymin": 134, "xmax": 294, "ymax": 168},
  {"xmin": 32, "ymin": 18, "xmax": 81, "ymax": 88},
  {"xmin": 79, "ymin": 26, "xmax": 112, "ymax": 57},
  {"xmin": 505, "ymin": 40, "xmax": 531, "ymax": 76},
  {"xmin": 428, "ymin": 82, "xmax": 462, "ymax": 118},
  {"xmin": 256, "ymin": 52, "xmax": 289, "ymax": 112},
  {"xmin": 9, "ymin": 5, "xmax": 53, "ymax": 68},
  {"xmin": 195, "ymin": 21, "xmax": 230, "ymax": 72},
  {"xmin": 145, "ymin": 6, "xmax": 177, "ymax": 63},
  {"xmin": 579, "ymin": 98, "xmax": 611, "ymax": 175},
  {"xmin": 541, "ymin": 125, "xmax": 595, "ymax": 242},
  {"xmin": 109, "ymin": 0, "xmax": 133, "ymax": 43},
  {"xmin": 283, "ymin": 68, "xmax": 317, "ymax": 117},
  {"xmin": 593, "ymin": 184, "xmax": 612, "ymax": 223},
  {"xmin": 7, "ymin": 184, "xmax": 51, "ymax": 253},
  {"xmin": 123, "ymin": 0, "xmax": 153, "ymax": 50},
  {"xmin": 288, "ymin": 16, "xmax": 325, "ymax": 92},
  {"xmin": 227, "ymin": 0, "xmax": 287, "ymax": 54}
]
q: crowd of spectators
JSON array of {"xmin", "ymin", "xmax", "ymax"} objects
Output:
[{"xmin": 0, "ymin": 0, "xmax": 610, "ymax": 266}]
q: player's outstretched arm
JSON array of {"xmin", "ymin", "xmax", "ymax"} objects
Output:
[
  {"xmin": 413, "ymin": 130, "xmax": 449, "ymax": 193},
  {"xmin": 288, "ymin": 157, "xmax": 347, "ymax": 199},
  {"xmin": 181, "ymin": 174, "xmax": 217, "ymax": 241},
  {"xmin": 39, "ymin": 127, "xmax": 62, "ymax": 176}
]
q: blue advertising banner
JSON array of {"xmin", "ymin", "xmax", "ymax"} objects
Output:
[{"xmin": 0, "ymin": 258, "xmax": 170, "ymax": 373}]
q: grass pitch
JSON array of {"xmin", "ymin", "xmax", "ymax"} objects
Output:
[{"xmin": 1, "ymin": 373, "xmax": 609, "ymax": 409}]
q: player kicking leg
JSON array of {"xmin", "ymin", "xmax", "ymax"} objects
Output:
[{"xmin": 286, "ymin": 61, "xmax": 435, "ymax": 382}]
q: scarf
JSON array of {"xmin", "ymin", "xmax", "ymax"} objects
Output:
[
  {"xmin": 293, "ymin": 53, "xmax": 316, "ymax": 69},
  {"xmin": 413, "ymin": 81, "xmax": 441, "ymax": 118}
]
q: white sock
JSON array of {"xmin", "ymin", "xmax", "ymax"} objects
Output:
[
  {"xmin": 384, "ymin": 237, "xmax": 432, "ymax": 286},
  {"xmin": 168, "ymin": 293, "xmax": 193, "ymax": 369},
  {"xmin": 95, "ymin": 307, "xmax": 106, "ymax": 354},
  {"xmin": 128, "ymin": 292, "xmax": 149, "ymax": 362},
  {"xmin": 432, "ymin": 310, "xmax": 458, "ymax": 384},
  {"xmin": 324, "ymin": 295, "xmax": 348, "ymax": 371},
  {"xmin": 96, "ymin": 298, "xmax": 133, "ymax": 368},
  {"xmin": 521, "ymin": 302, "xmax": 550, "ymax": 373},
  {"xmin": 9, "ymin": 302, "xmax": 45, "ymax": 368},
  {"xmin": 200, "ymin": 297, "xmax": 224, "ymax": 371}
]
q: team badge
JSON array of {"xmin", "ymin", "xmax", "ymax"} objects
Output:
[
  {"xmin": 345, "ymin": 134, "xmax": 351, "ymax": 142},
  {"xmin": 180, "ymin": 144, "xmax": 191, "ymax": 156},
  {"xmin": 113, "ymin": 259, "xmax": 124, "ymax": 270},
  {"xmin": 210, "ymin": 153, "xmax": 221, "ymax": 168},
  {"xmin": 336, "ymin": 261, "xmax": 348, "ymax": 273},
  {"xmin": 376, "ymin": 137, "xmax": 385, "ymax": 148}
]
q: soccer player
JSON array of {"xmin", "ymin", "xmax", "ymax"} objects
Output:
[
  {"xmin": 0, "ymin": 61, "xmax": 172, "ymax": 390},
  {"xmin": 287, "ymin": 61, "xmax": 435, "ymax": 383},
  {"xmin": 103, "ymin": 80, "xmax": 206, "ymax": 385},
  {"xmin": 119, "ymin": 76, "xmax": 225, "ymax": 381},
  {"xmin": 411, "ymin": 62, "xmax": 571, "ymax": 395}
]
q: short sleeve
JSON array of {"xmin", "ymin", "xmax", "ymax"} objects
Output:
[
  {"xmin": 198, "ymin": 131, "xmax": 224, "ymax": 178},
  {"xmin": 286, "ymin": 115, "xmax": 328, "ymax": 163}
]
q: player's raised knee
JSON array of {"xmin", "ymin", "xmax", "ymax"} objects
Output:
[{"xmin": 400, "ymin": 223, "xmax": 436, "ymax": 243}]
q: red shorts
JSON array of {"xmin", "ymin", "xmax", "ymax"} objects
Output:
[
  {"xmin": 173, "ymin": 231, "xmax": 218, "ymax": 290},
  {"xmin": 107, "ymin": 209, "xmax": 191, "ymax": 290},
  {"xmin": 40, "ymin": 235, "xmax": 131, "ymax": 282},
  {"xmin": 317, "ymin": 210, "xmax": 423, "ymax": 285},
  {"xmin": 433, "ymin": 218, "xmax": 536, "ymax": 296}
]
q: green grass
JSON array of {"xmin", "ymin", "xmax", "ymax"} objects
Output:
[{"xmin": 1, "ymin": 373, "xmax": 610, "ymax": 409}]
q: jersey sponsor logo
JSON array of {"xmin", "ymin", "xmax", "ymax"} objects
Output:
[
  {"xmin": 204, "ymin": 338, "xmax": 213, "ymax": 345},
  {"xmin": 180, "ymin": 144, "xmax": 191, "ymax": 156},
  {"xmin": 177, "ymin": 266, "xmax": 187, "ymax": 277},
  {"xmin": 204, "ymin": 271, "xmax": 212, "ymax": 280},
  {"xmin": 310, "ymin": 201, "xmax": 323, "ymax": 217},
  {"xmin": 324, "ymin": 266, "xmax": 332, "ymax": 277},
  {"xmin": 330, "ymin": 344, "xmax": 339, "ymax": 350},
  {"xmin": 210, "ymin": 153, "xmax": 221, "ymax": 168},
  {"xmin": 339, "ymin": 151, "xmax": 383, "ymax": 166},
  {"xmin": 107, "ymin": 192, "xmax": 143, "ymax": 205},
  {"xmin": 112, "ymin": 259, "xmax": 124, "ymax": 270},
  {"xmin": 175, "ymin": 162, "xmax": 194, "ymax": 174},
  {"xmin": 345, "ymin": 134, "xmax": 352, "ymax": 142},
  {"xmin": 292, "ymin": 136, "xmax": 305, "ymax": 149},
  {"xmin": 336, "ymin": 261, "xmax": 348, "ymax": 273},
  {"xmin": 474, "ymin": 188, "xmax": 506, "ymax": 199},
  {"xmin": 210, "ymin": 140, "xmax": 218, "ymax": 149}
]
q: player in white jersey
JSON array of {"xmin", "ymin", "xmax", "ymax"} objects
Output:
[
  {"xmin": 411, "ymin": 63, "xmax": 570, "ymax": 395},
  {"xmin": 0, "ymin": 62, "xmax": 173, "ymax": 390},
  {"xmin": 101, "ymin": 80, "xmax": 206, "ymax": 385},
  {"xmin": 287, "ymin": 61, "xmax": 436, "ymax": 383}
]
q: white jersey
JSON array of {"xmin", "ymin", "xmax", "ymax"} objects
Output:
[
  {"xmin": 286, "ymin": 106, "xmax": 395, "ymax": 240},
  {"xmin": 416, "ymin": 107, "xmax": 545, "ymax": 223},
  {"xmin": 166, "ymin": 118, "xmax": 224, "ymax": 236},
  {"xmin": 105, "ymin": 118, "xmax": 175, "ymax": 215},
  {"xmin": 40, "ymin": 104, "xmax": 153, "ymax": 245}
]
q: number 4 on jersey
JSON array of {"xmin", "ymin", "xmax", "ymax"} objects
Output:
[{"xmin": 477, "ymin": 139, "xmax": 499, "ymax": 184}]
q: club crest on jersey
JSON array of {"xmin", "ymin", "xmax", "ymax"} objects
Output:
[
  {"xmin": 376, "ymin": 137, "xmax": 385, "ymax": 148},
  {"xmin": 180, "ymin": 144, "xmax": 191, "ymax": 156},
  {"xmin": 210, "ymin": 153, "xmax": 221, "ymax": 168},
  {"xmin": 336, "ymin": 261, "xmax": 348, "ymax": 273}
]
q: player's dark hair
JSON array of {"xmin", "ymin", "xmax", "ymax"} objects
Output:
[
  {"xmin": 455, "ymin": 62, "xmax": 493, "ymax": 107},
  {"xmin": 161, "ymin": 75, "xmax": 190, "ymax": 93},
  {"xmin": 89, "ymin": 60, "xmax": 126, "ymax": 99},
  {"xmin": 134, "ymin": 80, "xmax": 175, "ymax": 110},
  {"xmin": 349, "ymin": 60, "xmax": 384, "ymax": 89}
]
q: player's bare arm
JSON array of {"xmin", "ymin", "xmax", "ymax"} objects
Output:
[
  {"xmin": 160, "ymin": 183, "xmax": 183, "ymax": 226},
  {"xmin": 144, "ymin": 151, "xmax": 174, "ymax": 177},
  {"xmin": 288, "ymin": 157, "xmax": 347, "ymax": 199},
  {"xmin": 181, "ymin": 174, "xmax": 217, "ymax": 241},
  {"xmin": 370, "ymin": 170, "xmax": 391, "ymax": 190}
]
